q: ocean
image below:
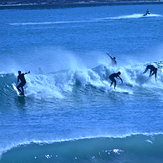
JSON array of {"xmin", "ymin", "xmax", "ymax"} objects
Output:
[{"xmin": 0, "ymin": 3, "xmax": 163, "ymax": 163}]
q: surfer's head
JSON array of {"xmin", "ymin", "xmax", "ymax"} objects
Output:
[
  {"xmin": 117, "ymin": 71, "xmax": 121, "ymax": 75},
  {"xmin": 113, "ymin": 57, "xmax": 116, "ymax": 60},
  {"xmin": 18, "ymin": 71, "xmax": 21, "ymax": 74},
  {"xmin": 154, "ymin": 68, "xmax": 158, "ymax": 72}
]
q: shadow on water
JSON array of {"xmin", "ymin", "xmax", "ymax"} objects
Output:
[
  {"xmin": 14, "ymin": 96, "xmax": 27, "ymax": 110},
  {"xmin": 17, "ymin": 96, "xmax": 26, "ymax": 105}
]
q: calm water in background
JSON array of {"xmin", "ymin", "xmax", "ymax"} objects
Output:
[{"xmin": 0, "ymin": 3, "xmax": 163, "ymax": 163}]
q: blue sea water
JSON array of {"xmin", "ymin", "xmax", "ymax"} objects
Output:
[{"xmin": 0, "ymin": 3, "xmax": 163, "ymax": 163}]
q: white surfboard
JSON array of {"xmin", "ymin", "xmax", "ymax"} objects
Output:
[
  {"xmin": 12, "ymin": 84, "xmax": 25, "ymax": 96},
  {"xmin": 111, "ymin": 87, "xmax": 132, "ymax": 94}
]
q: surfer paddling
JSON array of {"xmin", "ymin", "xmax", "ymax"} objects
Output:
[
  {"xmin": 143, "ymin": 65, "xmax": 157, "ymax": 80},
  {"xmin": 106, "ymin": 52, "xmax": 117, "ymax": 66},
  {"xmin": 17, "ymin": 71, "xmax": 30, "ymax": 95},
  {"xmin": 109, "ymin": 71, "xmax": 123, "ymax": 89}
]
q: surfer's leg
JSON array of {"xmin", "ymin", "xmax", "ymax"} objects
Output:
[
  {"xmin": 110, "ymin": 78, "xmax": 115, "ymax": 88},
  {"xmin": 110, "ymin": 78, "xmax": 116, "ymax": 89},
  {"xmin": 155, "ymin": 72, "xmax": 157, "ymax": 79},
  {"xmin": 20, "ymin": 83, "xmax": 26, "ymax": 95},
  {"xmin": 17, "ymin": 88, "xmax": 21, "ymax": 93},
  {"xmin": 17, "ymin": 82, "xmax": 25, "ymax": 94},
  {"xmin": 114, "ymin": 80, "xmax": 117, "ymax": 89},
  {"xmin": 17, "ymin": 84, "xmax": 22, "ymax": 93},
  {"xmin": 20, "ymin": 87, "xmax": 24, "ymax": 95},
  {"xmin": 149, "ymin": 70, "xmax": 152, "ymax": 77},
  {"xmin": 151, "ymin": 71, "xmax": 157, "ymax": 79}
]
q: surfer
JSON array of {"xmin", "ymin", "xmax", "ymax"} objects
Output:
[
  {"xmin": 143, "ymin": 9, "xmax": 150, "ymax": 16},
  {"xmin": 17, "ymin": 71, "xmax": 30, "ymax": 95},
  {"xmin": 38, "ymin": 67, "xmax": 43, "ymax": 74},
  {"xmin": 143, "ymin": 65, "xmax": 157, "ymax": 80},
  {"xmin": 109, "ymin": 71, "xmax": 123, "ymax": 89},
  {"xmin": 106, "ymin": 52, "xmax": 117, "ymax": 66}
]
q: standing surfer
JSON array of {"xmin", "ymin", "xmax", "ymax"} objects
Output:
[
  {"xmin": 17, "ymin": 70, "xmax": 30, "ymax": 95},
  {"xmin": 143, "ymin": 9, "xmax": 150, "ymax": 16},
  {"xmin": 109, "ymin": 71, "xmax": 123, "ymax": 89}
]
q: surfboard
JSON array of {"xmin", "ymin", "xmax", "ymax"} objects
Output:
[
  {"xmin": 114, "ymin": 89, "xmax": 129, "ymax": 94},
  {"xmin": 111, "ymin": 88, "xmax": 132, "ymax": 94},
  {"xmin": 12, "ymin": 84, "xmax": 25, "ymax": 96}
]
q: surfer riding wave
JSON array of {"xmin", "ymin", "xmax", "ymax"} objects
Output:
[
  {"xmin": 143, "ymin": 9, "xmax": 150, "ymax": 16},
  {"xmin": 17, "ymin": 71, "xmax": 30, "ymax": 95}
]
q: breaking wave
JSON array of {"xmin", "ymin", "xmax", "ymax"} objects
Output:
[{"xmin": 0, "ymin": 60, "xmax": 163, "ymax": 100}]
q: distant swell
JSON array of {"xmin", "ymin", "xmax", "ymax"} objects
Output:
[{"xmin": 1, "ymin": 134, "xmax": 163, "ymax": 163}]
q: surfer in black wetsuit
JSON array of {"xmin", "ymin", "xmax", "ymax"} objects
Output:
[
  {"xmin": 17, "ymin": 71, "xmax": 30, "ymax": 95},
  {"xmin": 109, "ymin": 71, "xmax": 123, "ymax": 89},
  {"xmin": 106, "ymin": 52, "xmax": 117, "ymax": 66},
  {"xmin": 143, "ymin": 9, "xmax": 150, "ymax": 16},
  {"xmin": 143, "ymin": 65, "xmax": 157, "ymax": 80}
]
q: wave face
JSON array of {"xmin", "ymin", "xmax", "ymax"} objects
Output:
[{"xmin": 1, "ymin": 134, "xmax": 163, "ymax": 163}]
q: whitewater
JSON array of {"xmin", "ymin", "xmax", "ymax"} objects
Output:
[{"xmin": 0, "ymin": 3, "xmax": 163, "ymax": 163}]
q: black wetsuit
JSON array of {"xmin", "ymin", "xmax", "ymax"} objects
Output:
[
  {"xmin": 143, "ymin": 65, "xmax": 157, "ymax": 79},
  {"xmin": 109, "ymin": 73, "xmax": 117, "ymax": 83},
  {"xmin": 109, "ymin": 72, "xmax": 123, "ymax": 89},
  {"xmin": 17, "ymin": 73, "xmax": 26, "ymax": 94}
]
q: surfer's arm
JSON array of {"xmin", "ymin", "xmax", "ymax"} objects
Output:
[
  {"xmin": 106, "ymin": 52, "xmax": 112, "ymax": 59},
  {"xmin": 25, "ymin": 71, "xmax": 30, "ymax": 75},
  {"xmin": 143, "ymin": 68, "xmax": 148, "ymax": 74},
  {"xmin": 118, "ymin": 76, "xmax": 123, "ymax": 83}
]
